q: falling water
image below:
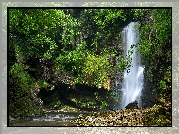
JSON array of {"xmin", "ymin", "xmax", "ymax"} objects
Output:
[{"xmin": 120, "ymin": 22, "xmax": 144, "ymax": 109}]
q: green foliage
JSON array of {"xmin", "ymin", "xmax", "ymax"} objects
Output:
[
  {"xmin": 9, "ymin": 63, "xmax": 38, "ymax": 117},
  {"xmin": 37, "ymin": 79, "xmax": 53, "ymax": 89},
  {"xmin": 160, "ymin": 80, "xmax": 166, "ymax": 90},
  {"xmin": 143, "ymin": 104, "xmax": 171, "ymax": 126},
  {"xmin": 160, "ymin": 67, "xmax": 171, "ymax": 97},
  {"xmin": 79, "ymin": 9, "xmax": 130, "ymax": 52},
  {"xmin": 68, "ymin": 91, "xmax": 111, "ymax": 111},
  {"xmin": 56, "ymin": 48, "xmax": 86, "ymax": 75},
  {"xmin": 9, "ymin": 63, "xmax": 34, "ymax": 93},
  {"xmin": 137, "ymin": 9, "xmax": 171, "ymax": 97},
  {"xmin": 93, "ymin": 9, "xmax": 126, "ymax": 29},
  {"xmin": 100, "ymin": 101, "xmax": 109, "ymax": 109},
  {"xmin": 9, "ymin": 9, "xmax": 80, "ymax": 61},
  {"xmin": 82, "ymin": 52, "xmax": 111, "ymax": 86},
  {"xmin": 8, "ymin": 8, "xmax": 172, "ymax": 119}
]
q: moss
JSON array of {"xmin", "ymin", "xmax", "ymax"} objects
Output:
[{"xmin": 142, "ymin": 103, "xmax": 171, "ymax": 126}]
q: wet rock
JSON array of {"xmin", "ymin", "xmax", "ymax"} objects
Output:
[{"xmin": 125, "ymin": 100, "xmax": 138, "ymax": 109}]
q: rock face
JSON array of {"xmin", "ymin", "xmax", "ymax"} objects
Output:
[
  {"xmin": 141, "ymin": 82, "xmax": 156, "ymax": 108},
  {"xmin": 109, "ymin": 55, "xmax": 123, "ymax": 108},
  {"xmin": 125, "ymin": 100, "xmax": 138, "ymax": 109},
  {"xmin": 30, "ymin": 83, "xmax": 43, "ymax": 108}
]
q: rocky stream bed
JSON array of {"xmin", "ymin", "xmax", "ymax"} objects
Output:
[
  {"xmin": 9, "ymin": 98, "xmax": 171, "ymax": 127},
  {"xmin": 72, "ymin": 104, "xmax": 171, "ymax": 126}
]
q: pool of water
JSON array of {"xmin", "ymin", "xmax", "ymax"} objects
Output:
[{"xmin": 9, "ymin": 111, "xmax": 91, "ymax": 126}]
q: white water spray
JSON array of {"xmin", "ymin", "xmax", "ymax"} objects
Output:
[{"xmin": 121, "ymin": 22, "xmax": 144, "ymax": 109}]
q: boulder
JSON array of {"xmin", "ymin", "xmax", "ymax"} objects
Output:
[{"xmin": 125, "ymin": 100, "xmax": 138, "ymax": 109}]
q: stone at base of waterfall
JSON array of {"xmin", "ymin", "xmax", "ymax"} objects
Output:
[{"xmin": 125, "ymin": 100, "xmax": 138, "ymax": 109}]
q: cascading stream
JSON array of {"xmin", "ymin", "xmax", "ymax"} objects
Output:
[{"xmin": 120, "ymin": 22, "xmax": 144, "ymax": 109}]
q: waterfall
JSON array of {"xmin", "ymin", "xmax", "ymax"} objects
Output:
[{"xmin": 120, "ymin": 22, "xmax": 144, "ymax": 109}]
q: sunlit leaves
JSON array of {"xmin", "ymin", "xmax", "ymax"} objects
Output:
[
  {"xmin": 82, "ymin": 53, "xmax": 111, "ymax": 87},
  {"xmin": 92, "ymin": 9, "xmax": 127, "ymax": 29}
]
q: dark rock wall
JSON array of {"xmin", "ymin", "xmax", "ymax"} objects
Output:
[{"xmin": 141, "ymin": 71, "xmax": 156, "ymax": 108}]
